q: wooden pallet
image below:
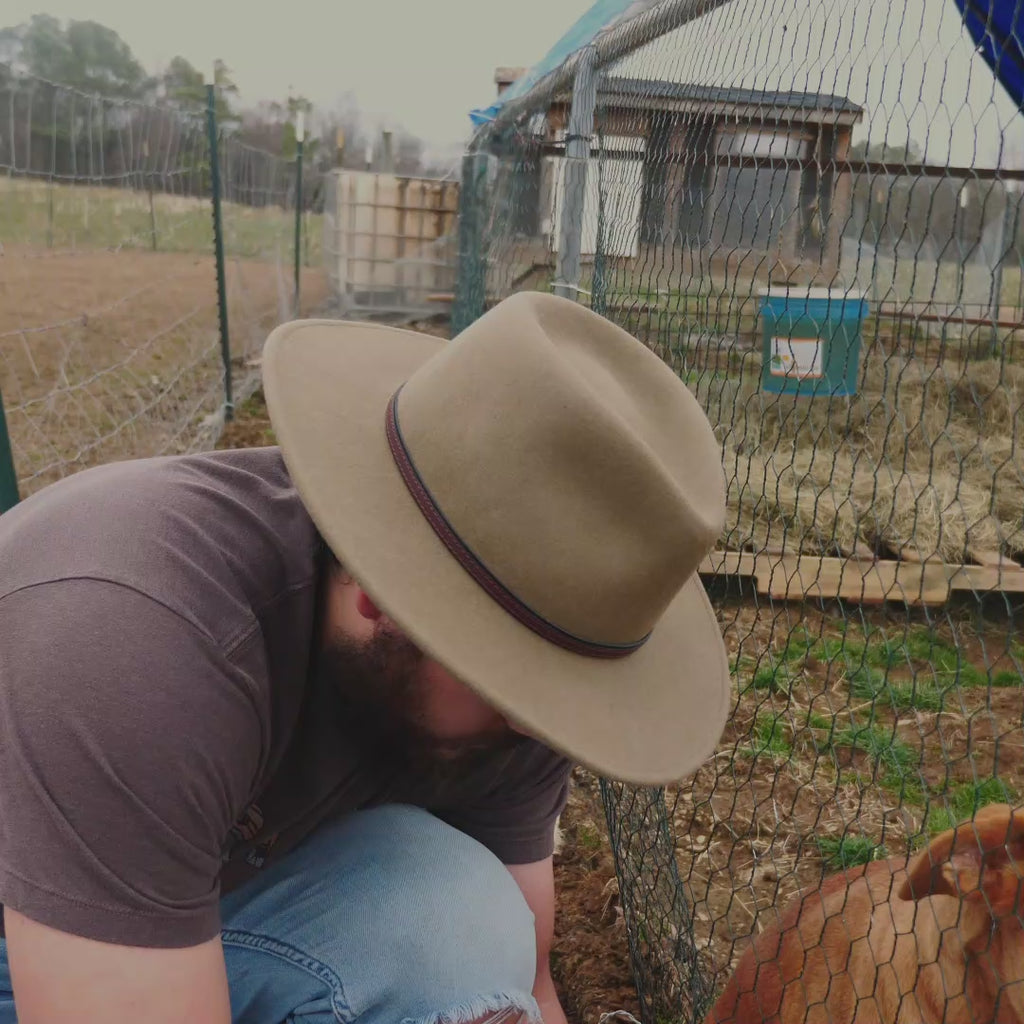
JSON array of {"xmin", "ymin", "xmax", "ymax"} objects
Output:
[{"xmin": 698, "ymin": 549, "xmax": 1024, "ymax": 605}]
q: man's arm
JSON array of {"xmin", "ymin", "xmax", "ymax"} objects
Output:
[
  {"xmin": 5, "ymin": 908, "xmax": 231, "ymax": 1024},
  {"xmin": 506, "ymin": 858, "xmax": 569, "ymax": 1024}
]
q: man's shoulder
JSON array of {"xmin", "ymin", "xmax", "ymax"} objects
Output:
[{"xmin": 0, "ymin": 447, "xmax": 321, "ymax": 648}]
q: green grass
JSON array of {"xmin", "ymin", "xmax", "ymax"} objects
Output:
[
  {"xmin": 834, "ymin": 722, "xmax": 919, "ymax": 791},
  {"xmin": 930, "ymin": 647, "xmax": 989, "ymax": 687},
  {"xmin": 846, "ymin": 663, "xmax": 885, "ymax": 699},
  {"xmin": 992, "ymin": 669, "xmax": 1023, "ymax": 687},
  {"xmin": 575, "ymin": 822, "xmax": 604, "ymax": 852},
  {"xmin": 742, "ymin": 713, "xmax": 793, "ymax": 760},
  {"xmin": 746, "ymin": 660, "xmax": 795, "ymax": 695},
  {"xmin": 863, "ymin": 631, "xmax": 908, "ymax": 670},
  {"xmin": 811, "ymin": 625, "xmax": 996, "ymax": 709},
  {"xmin": 924, "ymin": 777, "xmax": 1018, "ymax": 835},
  {"xmin": 800, "ymin": 710, "xmax": 839, "ymax": 755},
  {"xmin": 221, "ymin": 393, "xmax": 277, "ymax": 446},
  {"xmin": 816, "ymin": 834, "xmax": 888, "ymax": 870},
  {"xmin": 682, "ymin": 368, "xmax": 737, "ymax": 385},
  {"xmin": 729, "ymin": 618, "xmax": 1019, "ymax": 861},
  {"xmin": 890, "ymin": 681, "xmax": 945, "ymax": 712},
  {"xmin": 613, "ymin": 288, "xmax": 763, "ymax": 337},
  {"xmin": 816, "ymin": 636, "xmax": 852, "ymax": 662},
  {"xmin": 779, "ymin": 626, "xmax": 818, "ymax": 664},
  {"xmin": 889, "ymin": 628, "xmax": 987, "ymax": 686},
  {"xmin": 234, "ymin": 392, "xmax": 271, "ymax": 419},
  {"xmin": 604, "ymin": 286, "xmax": 742, "ymax": 313},
  {"xmin": 847, "ymin": 663, "xmax": 947, "ymax": 712},
  {"xmin": 805, "ymin": 711, "xmax": 836, "ymax": 731},
  {"xmin": 903, "ymin": 626, "xmax": 942, "ymax": 661}
]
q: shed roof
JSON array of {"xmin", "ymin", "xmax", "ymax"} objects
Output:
[{"xmin": 601, "ymin": 77, "xmax": 863, "ymax": 113}]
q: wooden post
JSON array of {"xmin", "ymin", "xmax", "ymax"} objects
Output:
[{"xmin": 826, "ymin": 127, "xmax": 853, "ymax": 280}]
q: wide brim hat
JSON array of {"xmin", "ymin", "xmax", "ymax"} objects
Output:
[{"xmin": 262, "ymin": 291, "xmax": 731, "ymax": 785}]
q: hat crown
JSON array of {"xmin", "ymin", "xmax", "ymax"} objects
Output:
[{"xmin": 394, "ymin": 291, "xmax": 726, "ymax": 648}]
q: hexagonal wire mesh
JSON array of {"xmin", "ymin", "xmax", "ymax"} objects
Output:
[{"xmin": 463, "ymin": 0, "xmax": 1024, "ymax": 1020}]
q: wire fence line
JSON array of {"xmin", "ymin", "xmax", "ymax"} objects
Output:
[
  {"xmin": 458, "ymin": 0, "xmax": 1024, "ymax": 1020},
  {"xmin": 0, "ymin": 64, "xmax": 327, "ymax": 506}
]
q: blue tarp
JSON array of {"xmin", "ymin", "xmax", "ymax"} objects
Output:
[
  {"xmin": 469, "ymin": 0, "xmax": 657, "ymax": 127},
  {"xmin": 954, "ymin": 0, "xmax": 1024, "ymax": 111}
]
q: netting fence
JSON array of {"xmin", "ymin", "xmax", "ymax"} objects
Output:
[
  {"xmin": 457, "ymin": 0, "xmax": 1024, "ymax": 1020},
  {"xmin": 0, "ymin": 65, "xmax": 326, "ymax": 507}
]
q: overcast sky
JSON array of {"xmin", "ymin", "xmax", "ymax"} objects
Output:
[
  {"xmin": 4, "ymin": 0, "xmax": 1023, "ymax": 168},
  {"xmin": 2, "ymin": 0, "xmax": 595, "ymax": 162}
]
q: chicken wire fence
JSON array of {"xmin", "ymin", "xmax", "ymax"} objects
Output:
[
  {"xmin": 458, "ymin": 0, "xmax": 1024, "ymax": 1020},
  {"xmin": 0, "ymin": 65, "xmax": 324, "ymax": 506}
]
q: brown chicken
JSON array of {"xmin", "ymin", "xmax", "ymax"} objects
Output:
[{"xmin": 703, "ymin": 803, "xmax": 1024, "ymax": 1023}]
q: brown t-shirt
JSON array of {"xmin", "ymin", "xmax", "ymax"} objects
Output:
[{"xmin": 0, "ymin": 447, "xmax": 571, "ymax": 949}]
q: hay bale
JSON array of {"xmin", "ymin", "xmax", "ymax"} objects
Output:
[{"xmin": 690, "ymin": 347, "xmax": 1024, "ymax": 562}]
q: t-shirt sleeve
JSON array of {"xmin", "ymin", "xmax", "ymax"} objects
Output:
[
  {"xmin": 0, "ymin": 579, "xmax": 265, "ymax": 948},
  {"xmin": 432, "ymin": 744, "xmax": 572, "ymax": 866}
]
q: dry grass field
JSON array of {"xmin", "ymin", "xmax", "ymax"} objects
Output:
[{"xmin": 0, "ymin": 178, "xmax": 327, "ymax": 497}]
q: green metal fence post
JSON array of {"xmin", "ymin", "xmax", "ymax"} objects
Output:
[
  {"xmin": 206, "ymin": 82, "xmax": 233, "ymax": 422},
  {"xmin": 0, "ymin": 386, "xmax": 20, "ymax": 513},
  {"xmin": 294, "ymin": 111, "xmax": 305, "ymax": 318},
  {"xmin": 591, "ymin": 128, "xmax": 608, "ymax": 318},
  {"xmin": 451, "ymin": 150, "xmax": 490, "ymax": 336}
]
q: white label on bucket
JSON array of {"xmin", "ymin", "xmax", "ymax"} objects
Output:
[{"xmin": 769, "ymin": 337, "xmax": 823, "ymax": 379}]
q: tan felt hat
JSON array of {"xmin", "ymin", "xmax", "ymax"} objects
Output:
[{"xmin": 262, "ymin": 290, "xmax": 731, "ymax": 784}]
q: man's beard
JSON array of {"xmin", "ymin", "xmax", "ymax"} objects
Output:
[{"xmin": 315, "ymin": 622, "xmax": 524, "ymax": 790}]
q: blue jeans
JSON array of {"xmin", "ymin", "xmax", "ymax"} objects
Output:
[{"xmin": 0, "ymin": 804, "xmax": 539, "ymax": 1023}]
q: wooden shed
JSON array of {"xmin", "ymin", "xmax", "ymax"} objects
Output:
[{"xmin": 502, "ymin": 76, "xmax": 864, "ymax": 278}]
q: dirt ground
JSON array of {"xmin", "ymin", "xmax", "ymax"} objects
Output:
[
  {"xmin": 0, "ymin": 245, "xmax": 326, "ymax": 495},
  {"xmin": 553, "ymin": 771, "xmax": 643, "ymax": 1022},
  {"xmin": 215, "ymin": 329, "xmax": 1023, "ymax": 1024}
]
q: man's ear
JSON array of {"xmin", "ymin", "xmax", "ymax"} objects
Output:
[{"xmin": 354, "ymin": 588, "xmax": 383, "ymax": 622}]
